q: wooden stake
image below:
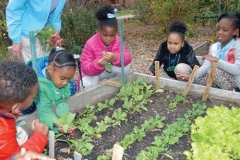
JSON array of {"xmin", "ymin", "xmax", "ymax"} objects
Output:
[
  {"xmin": 155, "ymin": 61, "xmax": 160, "ymax": 90},
  {"xmin": 112, "ymin": 144, "xmax": 124, "ymax": 160},
  {"xmin": 202, "ymin": 62, "xmax": 218, "ymax": 101},
  {"xmin": 108, "ymin": 80, "xmax": 122, "ymax": 88},
  {"xmin": 183, "ymin": 65, "xmax": 199, "ymax": 96}
]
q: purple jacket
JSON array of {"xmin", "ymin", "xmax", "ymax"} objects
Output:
[{"xmin": 80, "ymin": 33, "xmax": 132, "ymax": 76}]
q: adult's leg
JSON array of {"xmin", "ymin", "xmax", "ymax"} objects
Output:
[{"xmin": 21, "ymin": 36, "xmax": 48, "ymax": 63}]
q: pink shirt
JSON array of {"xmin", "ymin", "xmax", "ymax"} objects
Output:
[{"xmin": 80, "ymin": 33, "xmax": 132, "ymax": 76}]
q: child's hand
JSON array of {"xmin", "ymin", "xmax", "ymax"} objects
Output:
[
  {"xmin": 97, "ymin": 57, "xmax": 108, "ymax": 66},
  {"xmin": 56, "ymin": 124, "xmax": 74, "ymax": 133},
  {"xmin": 14, "ymin": 148, "xmax": 55, "ymax": 160},
  {"xmin": 31, "ymin": 119, "xmax": 48, "ymax": 135},
  {"xmin": 103, "ymin": 52, "xmax": 117, "ymax": 62},
  {"xmin": 144, "ymin": 70, "xmax": 154, "ymax": 76}
]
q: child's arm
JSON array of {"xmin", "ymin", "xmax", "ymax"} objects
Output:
[
  {"xmin": 81, "ymin": 43, "xmax": 106, "ymax": 76},
  {"xmin": 21, "ymin": 119, "xmax": 48, "ymax": 153},
  {"xmin": 149, "ymin": 45, "xmax": 163, "ymax": 75}
]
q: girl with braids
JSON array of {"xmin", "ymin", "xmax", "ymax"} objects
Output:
[
  {"xmin": 145, "ymin": 20, "xmax": 200, "ymax": 80},
  {"xmin": 28, "ymin": 47, "xmax": 77, "ymax": 133},
  {"xmin": 0, "ymin": 62, "xmax": 50, "ymax": 159},
  {"xmin": 80, "ymin": 4, "xmax": 132, "ymax": 89},
  {"xmin": 195, "ymin": 12, "xmax": 240, "ymax": 91}
]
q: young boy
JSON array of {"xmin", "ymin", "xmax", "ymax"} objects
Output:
[{"xmin": 0, "ymin": 61, "xmax": 49, "ymax": 159}]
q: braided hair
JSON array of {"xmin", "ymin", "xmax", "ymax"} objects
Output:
[
  {"xmin": 169, "ymin": 20, "xmax": 187, "ymax": 40},
  {"xmin": 0, "ymin": 61, "xmax": 38, "ymax": 106},
  {"xmin": 218, "ymin": 12, "xmax": 240, "ymax": 38},
  {"xmin": 48, "ymin": 47, "xmax": 77, "ymax": 69},
  {"xmin": 95, "ymin": 4, "xmax": 118, "ymax": 30}
]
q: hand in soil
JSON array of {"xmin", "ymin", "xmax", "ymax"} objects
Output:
[{"xmin": 31, "ymin": 119, "xmax": 48, "ymax": 135}]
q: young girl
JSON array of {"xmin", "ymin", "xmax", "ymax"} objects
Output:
[
  {"xmin": 145, "ymin": 20, "xmax": 200, "ymax": 80},
  {"xmin": 80, "ymin": 4, "xmax": 132, "ymax": 89},
  {"xmin": 28, "ymin": 47, "xmax": 77, "ymax": 133},
  {"xmin": 195, "ymin": 12, "xmax": 240, "ymax": 91},
  {"xmin": 0, "ymin": 61, "xmax": 49, "ymax": 159}
]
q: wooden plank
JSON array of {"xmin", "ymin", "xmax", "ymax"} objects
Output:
[
  {"xmin": 183, "ymin": 65, "xmax": 199, "ymax": 96},
  {"xmin": 129, "ymin": 72, "xmax": 240, "ymax": 103},
  {"xmin": 202, "ymin": 62, "xmax": 218, "ymax": 101},
  {"xmin": 112, "ymin": 144, "xmax": 124, "ymax": 160},
  {"xmin": 155, "ymin": 61, "xmax": 160, "ymax": 90},
  {"xmin": 108, "ymin": 80, "xmax": 122, "ymax": 88}
]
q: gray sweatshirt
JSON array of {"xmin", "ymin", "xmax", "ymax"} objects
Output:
[{"xmin": 196, "ymin": 40, "xmax": 240, "ymax": 88}]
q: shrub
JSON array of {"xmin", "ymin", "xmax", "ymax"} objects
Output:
[
  {"xmin": 61, "ymin": 1, "xmax": 98, "ymax": 54},
  {"xmin": 132, "ymin": 0, "xmax": 200, "ymax": 34}
]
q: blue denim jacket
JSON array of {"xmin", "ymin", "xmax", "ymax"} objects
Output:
[{"xmin": 6, "ymin": 0, "xmax": 66, "ymax": 43}]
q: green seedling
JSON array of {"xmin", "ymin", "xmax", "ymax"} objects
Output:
[{"xmin": 53, "ymin": 112, "xmax": 76, "ymax": 133}]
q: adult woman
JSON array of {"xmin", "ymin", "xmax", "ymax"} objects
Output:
[{"xmin": 6, "ymin": 0, "xmax": 66, "ymax": 62}]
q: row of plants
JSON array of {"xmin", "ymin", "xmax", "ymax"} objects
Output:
[
  {"xmin": 97, "ymin": 114, "xmax": 166, "ymax": 160},
  {"xmin": 136, "ymin": 102, "xmax": 207, "ymax": 160},
  {"xmin": 184, "ymin": 105, "xmax": 240, "ymax": 160},
  {"xmin": 93, "ymin": 95, "xmax": 206, "ymax": 159},
  {"xmin": 54, "ymin": 79, "xmax": 162, "ymax": 157}
]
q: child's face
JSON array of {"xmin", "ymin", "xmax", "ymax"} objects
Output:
[
  {"xmin": 48, "ymin": 66, "xmax": 76, "ymax": 89},
  {"xmin": 100, "ymin": 26, "xmax": 117, "ymax": 46},
  {"xmin": 216, "ymin": 18, "xmax": 238, "ymax": 46},
  {"xmin": 167, "ymin": 33, "xmax": 184, "ymax": 54}
]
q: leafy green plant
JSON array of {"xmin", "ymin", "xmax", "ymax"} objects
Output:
[
  {"xmin": 136, "ymin": 102, "xmax": 206, "ymax": 160},
  {"xmin": 112, "ymin": 108, "xmax": 127, "ymax": 126},
  {"xmin": 35, "ymin": 25, "xmax": 55, "ymax": 52},
  {"xmin": 184, "ymin": 105, "xmax": 240, "ymax": 160},
  {"xmin": 97, "ymin": 114, "xmax": 166, "ymax": 159},
  {"xmin": 168, "ymin": 94, "xmax": 188, "ymax": 110},
  {"xmin": 53, "ymin": 112, "xmax": 76, "ymax": 133},
  {"xmin": 69, "ymin": 135, "xmax": 94, "ymax": 156}
]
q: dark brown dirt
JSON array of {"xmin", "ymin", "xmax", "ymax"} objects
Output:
[{"xmin": 54, "ymin": 89, "xmax": 234, "ymax": 160}]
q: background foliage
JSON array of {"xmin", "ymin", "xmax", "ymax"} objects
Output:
[{"xmin": 0, "ymin": 0, "xmax": 240, "ymax": 61}]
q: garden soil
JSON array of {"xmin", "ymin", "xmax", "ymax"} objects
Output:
[
  {"xmin": 54, "ymin": 89, "xmax": 235, "ymax": 160},
  {"xmin": 58, "ymin": 21, "xmax": 223, "ymax": 159}
]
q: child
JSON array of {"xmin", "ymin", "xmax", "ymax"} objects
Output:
[
  {"xmin": 0, "ymin": 61, "xmax": 49, "ymax": 159},
  {"xmin": 145, "ymin": 20, "xmax": 200, "ymax": 80},
  {"xmin": 28, "ymin": 47, "xmax": 77, "ymax": 133},
  {"xmin": 80, "ymin": 4, "xmax": 132, "ymax": 89},
  {"xmin": 195, "ymin": 12, "xmax": 240, "ymax": 90}
]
